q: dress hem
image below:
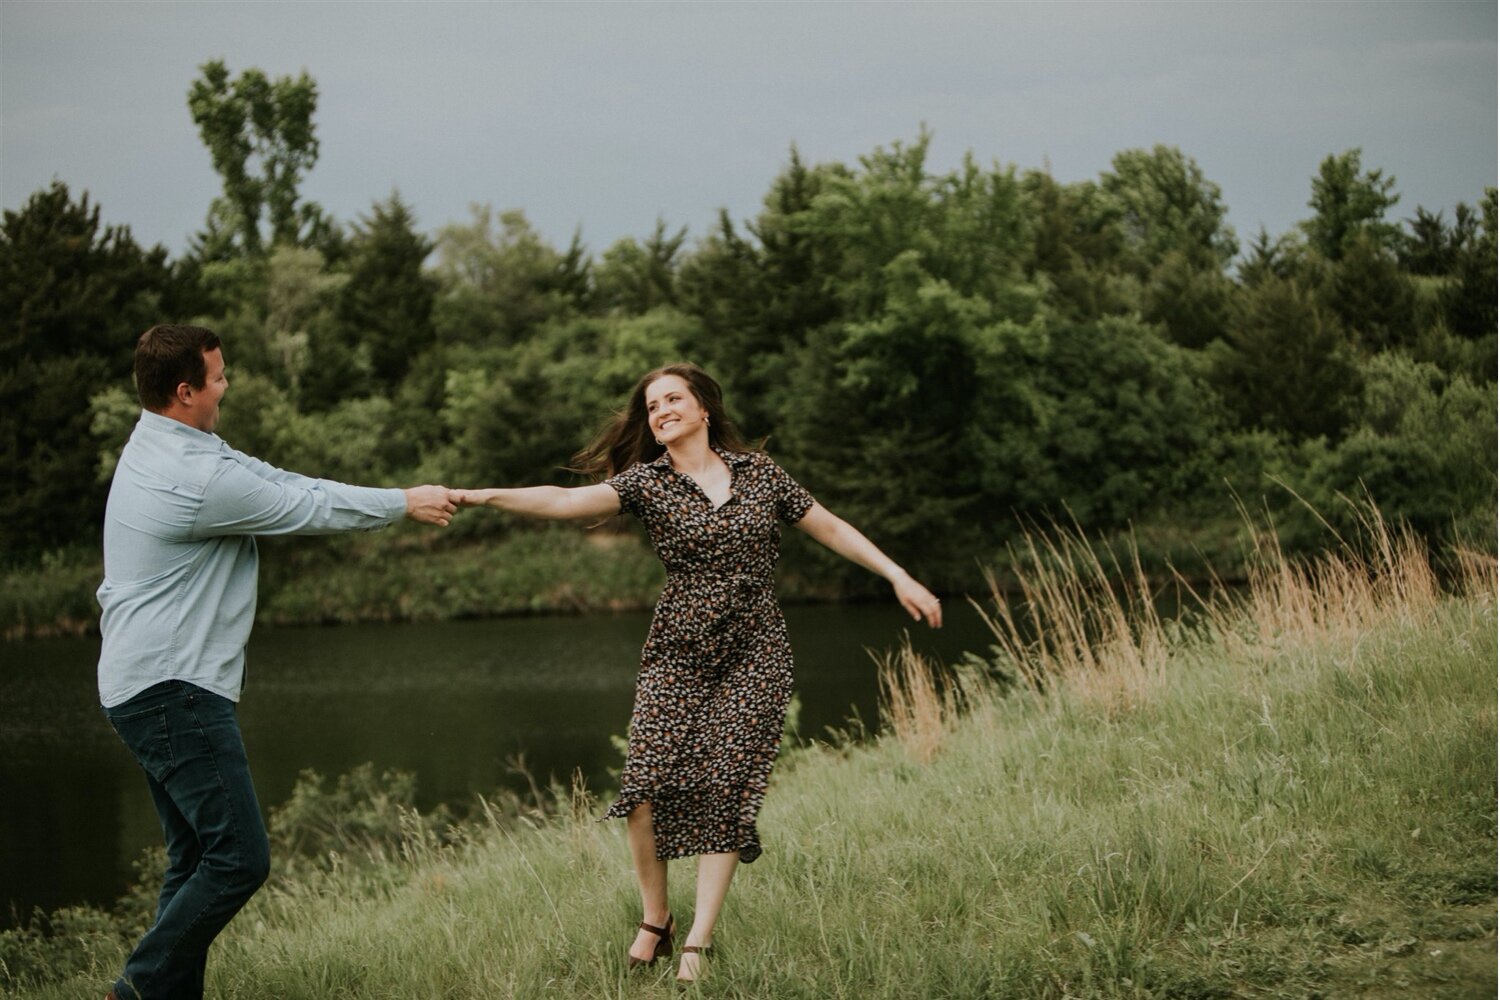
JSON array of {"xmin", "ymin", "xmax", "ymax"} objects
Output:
[{"xmin": 601, "ymin": 795, "xmax": 761, "ymax": 863}]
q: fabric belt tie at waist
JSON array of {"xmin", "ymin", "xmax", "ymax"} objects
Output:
[{"xmin": 667, "ymin": 571, "xmax": 774, "ymax": 589}]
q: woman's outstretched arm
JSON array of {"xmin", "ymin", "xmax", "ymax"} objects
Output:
[
  {"xmin": 795, "ymin": 503, "xmax": 942, "ymax": 628},
  {"xmin": 454, "ymin": 483, "xmax": 622, "ymax": 521}
]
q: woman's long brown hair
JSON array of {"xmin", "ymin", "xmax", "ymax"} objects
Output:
[{"xmin": 572, "ymin": 363, "xmax": 758, "ymax": 479}]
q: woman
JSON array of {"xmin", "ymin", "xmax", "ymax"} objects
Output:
[{"xmin": 456, "ymin": 363, "xmax": 941, "ymax": 982}]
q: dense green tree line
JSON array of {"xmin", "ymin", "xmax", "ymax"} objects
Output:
[{"xmin": 2, "ymin": 61, "xmax": 1494, "ymax": 594}]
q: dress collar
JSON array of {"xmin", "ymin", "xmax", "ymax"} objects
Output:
[
  {"xmin": 648, "ymin": 445, "xmax": 753, "ymax": 472},
  {"xmin": 721, "ymin": 447, "xmax": 755, "ymax": 468}
]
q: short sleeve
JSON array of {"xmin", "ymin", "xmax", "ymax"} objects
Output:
[
  {"xmin": 762, "ymin": 455, "xmax": 816, "ymax": 525},
  {"xmin": 603, "ymin": 462, "xmax": 652, "ymax": 519}
]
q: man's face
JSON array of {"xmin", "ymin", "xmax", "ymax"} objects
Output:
[{"xmin": 183, "ymin": 347, "xmax": 228, "ymax": 433}]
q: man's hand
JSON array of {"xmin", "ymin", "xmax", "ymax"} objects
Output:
[{"xmin": 404, "ymin": 485, "xmax": 459, "ymax": 526}]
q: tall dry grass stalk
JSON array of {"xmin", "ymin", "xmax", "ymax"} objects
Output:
[
  {"xmin": 974, "ymin": 518, "xmax": 1176, "ymax": 714},
  {"xmin": 875, "ymin": 640, "xmax": 957, "ymax": 763},
  {"xmin": 1452, "ymin": 545, "xmax": 1499, "ymax": 605},
  {"xmin": 1218, "ymin": 496, "xmax": 1447, "ymax": 661},
  {"xmin": 878, "ymin": 516, "xmax": 1178, "ymax": 757},
  {"xmin": 880, "ymin": 498, "xmax": 1497, "ymax": 758}
]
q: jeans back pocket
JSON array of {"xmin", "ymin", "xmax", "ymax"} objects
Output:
[{"xmin": 108, "ymin": 704, "xmax": 178, "ymax": 782}]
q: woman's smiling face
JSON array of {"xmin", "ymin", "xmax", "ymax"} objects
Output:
[{"xmin": 645, "ymin": 374, "xmax": 708, "ymax": 445}]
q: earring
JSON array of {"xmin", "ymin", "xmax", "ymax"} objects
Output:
[{"xmin": 655, "ymin": 438, "xmax": 662, "ymax": 445}]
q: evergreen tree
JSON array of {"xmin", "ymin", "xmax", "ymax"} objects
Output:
[
  {"xmin": 1098, "ymin": 147, "xmax": 1237, "ymax": 347},
  {"xmin": 593, "ymin": 221, "xmax": 686, "ymax": 315},
  {"xmin": 0, "ymin": 183, "xmax": 177, "ymax": 559},
  {"xmin": 1445, "ymin": 189, "xmax": 1498, "ymax": 353},
  {"xmin": 1301, "ymin": 149, "xmax": 1400, "ymax": 261},
  {"xmin": 971, "ymin": 314, "xmax": 1217, "ymax": 529},
  {"xmin": 325, "ymin": 194, "xmax": 437, "ymax": 399},
  {"xmin": 678, "ymin": 148, "xmax": 847, "ymax": 433},
  {"xmin": 1399, "ymin": 206, "xmax": 1457, "ymax": 276},
  {"xmin": 1324, "ymin": 229, "xmax": 1415, "ymax": 351},
  {"xmin": 1210, "ymin": 279, "xmax": 1361, "ymax": 440},
  {"xmin": 1237, "ymin": 227, "xmax": 1302, "ymax": 287},
  {"xmin": 1142, "ymin": 248, "xmax": 1233, "ymax": 349}
]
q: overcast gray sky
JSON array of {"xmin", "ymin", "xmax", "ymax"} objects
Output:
[{"xmin": 3, "ymin": 1, "xmax": 1495, "ymax": 260}]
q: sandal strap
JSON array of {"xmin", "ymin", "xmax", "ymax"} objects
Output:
[
  {"xmin": 681, "ymin": 944, "xmax": 713, "ymax": 955},
  {"xmin": 638, "ymin": 917, "xmax": 673, "ymax": 937}
]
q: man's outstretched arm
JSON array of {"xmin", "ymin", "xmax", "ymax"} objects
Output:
[{"xmin": 194, "ymin": 459, "xmax": 457, "ymax": 537}]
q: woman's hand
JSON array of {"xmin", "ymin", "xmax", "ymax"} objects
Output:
[
  {"xmin": 451, "ymin": 489, "xmax": 492, "ymax": 507},
  {"xmin": 893, "ymin": 574, "xmax": 942, "ymax": 628}
]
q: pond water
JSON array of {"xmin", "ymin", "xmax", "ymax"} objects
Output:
[{"xmin": 0, "ymin": 600, "xmax": 994, "ymax": 925}]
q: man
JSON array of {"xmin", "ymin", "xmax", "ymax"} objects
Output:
[{"xmin": 97, "ymin": 324, "xmax": 457, "ymax": 1000}]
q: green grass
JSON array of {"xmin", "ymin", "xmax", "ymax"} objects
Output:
[{"xmin": 5, "ymin": 524, "xmax": 1495, "ymax": 998}]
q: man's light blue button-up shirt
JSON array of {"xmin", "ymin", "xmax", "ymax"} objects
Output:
[{"xmin": 97, "ymin": 410, "xmax": 407, "ymax": 707}]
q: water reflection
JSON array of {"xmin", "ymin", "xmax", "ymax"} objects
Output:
[{"xmin": 0, "ymin": 601, "xmax": 992, "ymax": 924}]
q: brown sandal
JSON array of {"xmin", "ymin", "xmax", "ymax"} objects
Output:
[
  {"xmin": 628, "ymin": 914, "xmax": 674, "ymax": 969},
  {"xmin": 677, "ymin": 943, "xmax": 713, "ymax": 982}
]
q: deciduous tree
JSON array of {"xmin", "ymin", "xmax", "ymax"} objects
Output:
[{"xmin": 188, "ymin": 59, "xmax": 334, "ymax": 259}]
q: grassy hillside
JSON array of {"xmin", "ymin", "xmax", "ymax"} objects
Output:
[{"xmin": 5, "ymin": 515, "xmax": 1494, "ymax": 998}]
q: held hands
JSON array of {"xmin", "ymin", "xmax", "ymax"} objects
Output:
[
  {"xmin": 401, "ymin": 486, "xmax": 495, "ymax": 526},
  {"xmin": 893, "ymin": 573, "xmax": 943, "ymax": 629},
  {"xmin": 404, "ymin": 485, "xmax": 461, "ymax": 527},
  {"xmin": 450, "ymin": 489, "xmax": 491, "ymax": 508}
]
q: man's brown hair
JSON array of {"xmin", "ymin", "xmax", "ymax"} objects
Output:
[{"xmin": 134, "ymin": 325, "xmax": 221, "ymax": 412}]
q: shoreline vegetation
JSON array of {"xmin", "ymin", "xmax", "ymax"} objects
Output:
[
  {"xmin": 2, "ymin": 507, "xmax": 1270, "ymax": 642},
  {"xmin": 4, "ymin": 510, "xmax": 1495, "ymax": 998}
]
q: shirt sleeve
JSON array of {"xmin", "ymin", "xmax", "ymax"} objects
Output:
[
  {"xmin": 763, "ymin": 455, "xmax": 816, "ymax": 525},
  {"xmin": 603, "ymin": 463, "xmax": 650, "ymax": 519},
  {"xmin": 192, "ymin": 453, "xmax": 407, "ymax": 538},
  {"xmin": 222, "ymin": 444, "xmax": 323, "ymax": 489}
]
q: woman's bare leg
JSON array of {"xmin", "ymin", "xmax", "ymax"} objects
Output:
[
  {"xmin": 678, "ymin": 850, "xmax": 738, "ymax": 981},
  {"xmin": 627, "ymin": 803, "xmax": 672, "ymax": 962}
]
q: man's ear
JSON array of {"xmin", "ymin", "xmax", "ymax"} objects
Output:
[{"xmin": 174, "ymin": 381, "xmax": 195, "ymax": 407}]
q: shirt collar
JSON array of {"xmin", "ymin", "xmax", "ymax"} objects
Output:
[{"xmin": 137, "ymin": 408, "xmax": 220, "ymax": 444}]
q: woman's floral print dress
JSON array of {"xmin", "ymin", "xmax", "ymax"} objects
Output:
[{"xmin": 603, "ymin": 447, "xmax": 815, "ymax": 863}]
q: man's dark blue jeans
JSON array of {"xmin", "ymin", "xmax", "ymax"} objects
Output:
[{"xmin": 104, "ymin": 680, "xmax": 270, "ymax": 1000}]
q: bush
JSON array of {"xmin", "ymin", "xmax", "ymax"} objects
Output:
[{"xmin": 1299, "ymin": 354, "xmax": 1496, "ymax": 548}]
